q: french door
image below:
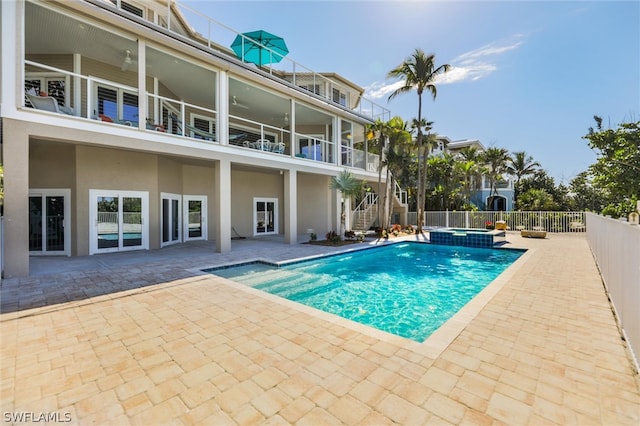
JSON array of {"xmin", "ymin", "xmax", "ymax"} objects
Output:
[
  {"xmin": 29, "ymin": 189, "xmax": 70, "ymax": 256},
  {"xmin": 90, "ymin": 190, "xmax": 148, "ymax": 254},
  {"xmin": 183, "ymin": 195, "xmax": 207, "ymax": 241},
  {"xmin": 254, "ymin": 197, "xmax": 278, "ymax": 236},
  {"xmin": 161, "ymin": 193, "xmax": 182, "ymax": 247}
]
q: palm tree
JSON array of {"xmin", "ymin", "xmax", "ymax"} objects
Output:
[
  {"xmin": 382, "ymin": 117, "xmax": 412, "ymax": 228},
  {"xmin": 330, "ymin": 169, "xmax": 363, "ymax": 237},
  {"xmin": 481, "ymin": 147, "xmax": 510, "ymax": 210},
  {"xmin": 455, "ymin": 146, "xmax": 484, "ymax": 208},
  {"xmin": 506, "ymin": 151, "xmax": 540, "ymax": 210},
  {"xmin": 387, "ymin": 49, "xmax": 450, "ymax": 232},
  {"xmin": 366, "ymin": 119, "xmax": 390, "ymax": 227}
]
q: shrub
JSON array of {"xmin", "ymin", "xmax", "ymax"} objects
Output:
[
  {"xmin": 326, "ymin": 230, "xmax": 341, "ymax": 242},
  {"xmin": 344, "ymin": 230, "xmax": 356, "ymax": 240}
]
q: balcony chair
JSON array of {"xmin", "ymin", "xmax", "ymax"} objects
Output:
[{"xmin": 26, "ymin": 93, "xmax": 73, "ymax": 115}]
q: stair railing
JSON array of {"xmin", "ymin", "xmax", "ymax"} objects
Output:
[
  {"xmin": 352, "ymin": 192, "xmax": 378, "ymax": 230},
  {"xmin": 395, "ymin": 181, "xmax": 408, "ymax": 205}
]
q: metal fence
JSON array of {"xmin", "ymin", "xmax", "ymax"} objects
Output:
[
  {"xmin": 586, "ymin": 212, "xmax": 640, "ymax": 370},
  {"xmin": 407, "ymin": 211, "xmax": 587, "ymax": 233}
]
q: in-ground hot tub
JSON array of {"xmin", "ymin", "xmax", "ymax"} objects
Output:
[{"xmin": 429, "ymin": 228, "xmax": 506, "ymax": 248}]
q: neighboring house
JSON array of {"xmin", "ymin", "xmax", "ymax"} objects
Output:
[
  {"xmin": 431, "ymin": 138, "xmax": 515, "ymax": 211},
  {"xmin": 0, "ymin": 0, "xmax": 390, "ymax": 278}
]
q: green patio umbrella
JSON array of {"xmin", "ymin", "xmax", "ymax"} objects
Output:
[{"xmin": 230, "ymin": 30, "xmax": 289, "ymax": 66}]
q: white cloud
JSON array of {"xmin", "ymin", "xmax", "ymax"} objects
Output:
[
  {"xmin": 365, "ymin": 35, "xmax": 525, "ymax": 99},
  {"xmin": 363, "ymin": 80, "xmax": 405, "ymax": 100}
]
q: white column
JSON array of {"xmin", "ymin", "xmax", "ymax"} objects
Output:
[
  {"xmin": 73, "ymin": 53, "xmax": 81, "ymax": 116},
  {"xmin": 137, "ymin": 40, "xmax": 146, "ymax": 130},
  {"xmin": 284, "ymin": 169, "xmax": 298, "ymax": 244},
  {"xmin": 217, "ymin": 70, "xmax": 229, "ymax": 144},
  {"xmin": 2, "ymin": 0, "xmax": 20, "ymax": 113},
  {"xmin": 215, "ymin": 159, "xmax": 231, "ymax": 253}
]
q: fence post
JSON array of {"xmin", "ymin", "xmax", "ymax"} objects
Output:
[
  {"xmin": 445, "ymin": 209, "xmax": 449, "ymax": 227},
  {"xmin": 465, "ymin": 211, "xmax": 470, "ymax": 228}
]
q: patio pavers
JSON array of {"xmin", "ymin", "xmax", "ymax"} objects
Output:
[{"xmin": 1, "ymin": 234, "xmax": 639, "ymax": 424}]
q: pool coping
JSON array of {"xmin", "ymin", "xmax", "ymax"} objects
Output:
[{"xmin": 194, "ymin": 240, "xmax": 534, "ymax": 359}]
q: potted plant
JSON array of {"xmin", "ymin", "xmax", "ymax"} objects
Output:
[{"xmin": 485, "ymin": 221, "xmax": 495, "ymax": 230}]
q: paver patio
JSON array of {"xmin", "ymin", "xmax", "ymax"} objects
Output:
[{"xmin": 1, "ymin": 233, "xmax": 639, "ymax": 424}]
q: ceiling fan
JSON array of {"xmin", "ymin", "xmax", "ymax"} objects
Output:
[
  {"xmin": 121, "ymin": 49, "xmax": 134, "ymax": 71},
  {"xmin": 231, "ymin": 96, "xmax": 249, "ymax": 109}
]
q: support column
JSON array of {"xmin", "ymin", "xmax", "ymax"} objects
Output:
[
  {"xmin": 137, "ymin": 40, "xmax": 146, "ymax": 131},
  {"xmin": 284, "ymin": 169, "xmax": 297, "ymax": 244},
  {"xmin": 333, "ymin": 186, "xmax": 341, "ymax": 234},
  {"xmin": 214, "ymin": 159, "xmax": 231, "ymax": 253},
  {"xmin": 3, "ymin": 120, "xmax": 30, "ymax": 278},
  {"xmin": 217, "ymin": 70, "xmax": 229, "ymax": 144}
]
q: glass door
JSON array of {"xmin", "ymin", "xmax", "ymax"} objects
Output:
[
  {"xmin": 29, "ymin": 189, "xmax": 70, "ymax": 256},
  {"xmin": 254, "ymin": 198, "xmax": 278, "ymax": 236},
  {"xmin": 90, "ymin": 190, "xmax": 148, "ymax": 254},
  {"xmin": 161, "ymin": 193, "xmax": 182, "ymax": 247},
  {"xmin": 183, "ymin": 195, "xmax": 207, "ymax": 241}
]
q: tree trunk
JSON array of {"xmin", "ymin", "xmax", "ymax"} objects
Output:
[{"xmin": 416, "ymin": 95, "xmax": 424, "ymax": 232}]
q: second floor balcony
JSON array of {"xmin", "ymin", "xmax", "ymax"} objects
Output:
[{"xmin": 18, "ymin": 0, "xmax": 383, "ymax": 173}]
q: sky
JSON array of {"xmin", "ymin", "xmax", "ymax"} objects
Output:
[{"xmin": 184, "ymin": 0, "xmax": 640, "ymax": 185}]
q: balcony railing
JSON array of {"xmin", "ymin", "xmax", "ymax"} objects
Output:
[
  {"xmin": 110, "ymin": 0, "xmax": 390, "ymax": 122},
  {"xmin": 23, "ymin": 60, "xmax": 380, "ymax": 171}
]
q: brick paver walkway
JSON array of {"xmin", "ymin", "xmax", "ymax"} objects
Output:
[{"xmin": 1, "ymin": 234, "xmax": 638, "ymax": 424}]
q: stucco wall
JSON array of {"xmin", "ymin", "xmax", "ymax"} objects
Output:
[
  {"xmin": 231, "ymin": 169, "xmax": 283, "ymax": 238},
  {"xmin": 297, "ymin": 173, "xmax": 332, "ymax": 238},
  {"xmin": 182, "ymin": 163, "xmax": 216, "ymax": 240},
  {"xmin": 75, "ymin": 146, "xmax": 159, "ymax": 254}
]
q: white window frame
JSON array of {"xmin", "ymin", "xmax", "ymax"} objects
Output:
[
  {"xmin": 161, "ymin": 192, "xmax": 182, "ymax": 247},
  {"xmin": 183, "ymin": 195, "xmax": 208, "ymax": 242},
  {"xmin": 253, "ymin": 197, "xmax": 278, "ymax": 236},
  {"xmin": 28, "ymin": 188, "xmax": 71, "ymax": 256},
  {"xmin": 94, "ymin": 83, "xmax": 139, "ymax": 123},
  {"xmin": 89, "ymin": 189, "xmax": 149, "ymax": 254},
  {"xmin": 25, "ymin": 73, "xmax": 71, "ymax": 109}
]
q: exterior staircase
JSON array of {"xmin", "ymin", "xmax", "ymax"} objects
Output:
[
  {"xmin": 351, "ymin": 193, "xmax": 378, "ymax": 232},
  {"xmin": 351, "ymin": 182, "xmax": 409, "ymax": 232}
]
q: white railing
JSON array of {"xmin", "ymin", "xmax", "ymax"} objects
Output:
[
  {"xmin": 148, "ymin": 0, "xmax": 391, "ymax": 121},
  {"xmin": 352, "ymin": 192, "xmax": 378, "ymax": 230},
  {"xmin": 408, "ymin": 211, "xmax": 587, "ymax": 232},
  {"xmin": 395, "ymin": 181, "xmax": 408, "ymax": 205},
  {"xmin": 586, "ymin": 212, "xmax": 640, "ymax": 370}
]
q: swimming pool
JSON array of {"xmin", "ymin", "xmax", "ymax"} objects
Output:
[{"xmin": 208, "ymin": 243, "xmax": 524, "ymax": 342}]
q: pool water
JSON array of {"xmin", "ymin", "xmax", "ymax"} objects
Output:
[{"xmin": 209, "ymin": 243, "xmax": 523, "ymax": 342}]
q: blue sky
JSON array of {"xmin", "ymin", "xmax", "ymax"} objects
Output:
[{"xmin": 185, "ymin": 1, "xmax": 639, "ymax": 184}]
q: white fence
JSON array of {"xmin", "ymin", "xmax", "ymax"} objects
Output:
[
  {"xmin": 408, "ymin": 211, "xmax": 587, "ymax": 233},
  {"xmin": 586, "ymin": 212, "xmax": 640, "ymax": 370},
  {"xmin": 0, "ymin": 217, "xmax": 3, "ymax": 280}
]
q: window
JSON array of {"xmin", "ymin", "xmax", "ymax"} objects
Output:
[
  {"xmin": 183, "ymin": 196, "xmax": 207, "ymax": 241},
  {"xmin": 25, "ymin": 74, "xmax": 70, "ymax": 109},
  {"xmin": 332, "ymin": 88, "xmax": 347, "ymax": 107},
  {"xmin": 161, "ymin": 193, "xmax": 182, "ymax": 247},
  {"xmin": 96, "ymin": 85, "xmax": 139, "ymax": 123},
  {"xmin": 29, "ymin": 189, "xmax": 71, "ymax": 256},
  {"xmin": 254, "ymin": 198, "xmax": 278, "ymax": 236},
  {"xmin": 111, "ymin": 0, "xmax": 144, "ymax": 17},
  {"xmin": 90, "ymin": 190, "xmax": 149, "ymax": 254}
]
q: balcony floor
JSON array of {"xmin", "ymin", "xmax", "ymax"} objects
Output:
[{"xmin": 1, "ymin": 234, "xmax": 639, "ymax": 424}]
